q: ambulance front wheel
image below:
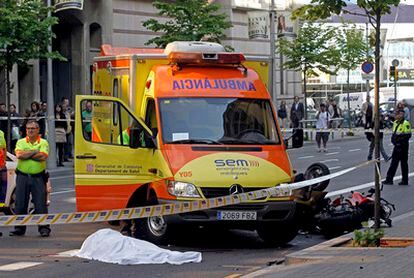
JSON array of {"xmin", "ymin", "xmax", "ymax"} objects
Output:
[
  {"xmin": 134, "ymin": 215, "xmax": 171, "ymax": 245},
  {"xmin": 257, "ymin": 223, "xmax": 298, "ymax": 246}
]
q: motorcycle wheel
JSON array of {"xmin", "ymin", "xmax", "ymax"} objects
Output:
[{"xmin": 304, "ymin": 163, "xmax": 330, "ymax": 191}]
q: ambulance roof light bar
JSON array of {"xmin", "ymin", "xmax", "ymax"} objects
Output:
[
  {"xmin": 164, "ymin": 41, "xmax": 225, "ymax": 55},
  {"xmin": 165, "ymin": 41, "xmax": 245, "ymax": 65},
  {"xmin": 168, "ymin": 52, "xmax": 245, "ymax": 65}
]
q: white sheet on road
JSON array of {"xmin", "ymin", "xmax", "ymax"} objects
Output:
[{"xmin": 73, "ymin": 229, "xmax": 202, "ymax": 265}]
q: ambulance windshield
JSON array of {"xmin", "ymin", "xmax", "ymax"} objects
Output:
[{"xmin": 159, "ymin": 98, "xmax": 280, "ymax": 145}]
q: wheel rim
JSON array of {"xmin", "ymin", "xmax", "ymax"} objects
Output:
[
  {"xmin": 9, "ymin": 191, "xmax": 35, "ymax": 215},
  {"xmin": 308, "ymin": 167, "xmax": 323, "ymax": 179},
  {"xmin": 147, "ymin": 216, "xmax": 167, "ymax": 237}
]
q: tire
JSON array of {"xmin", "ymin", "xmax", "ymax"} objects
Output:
[
  {"xmin": 318, "ymin": 210, "xmax": 362, "ymax": 239},
  {"xmin": 3, "ymin": 190, "xmax": 35, "ymax": 215},
  {"xmin": 107, "ymin": 220, "xmax": 120, "ymax": 226},
  {"xmin": 304, "ymin": 163, "xmax": 330, "ymax": 191},
  {"xmin": 257, "ymin": 223, "xmax": 298, "ymax": 246},
  {"xmin": 133, "ymin": 199, "xmax": 172, "ymax": 245}
]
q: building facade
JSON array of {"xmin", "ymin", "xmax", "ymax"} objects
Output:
[{"xmin": 1, "ymin": 0, "xmax": 301, "ymax": 113}]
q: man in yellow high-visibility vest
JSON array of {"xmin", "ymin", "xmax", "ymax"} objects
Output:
[{"xmin": 9, "ymin": 120, "xmax": 50, "ymax": 237}]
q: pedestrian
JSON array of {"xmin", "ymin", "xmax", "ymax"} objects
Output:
[
  {"xmin": 82, "ymin": 100, "xmax": 93, "ymax": 140},
  {"xmin": 402, "ymin": 100, "xmax": 410, "ymax": 122},
  {"xmin": 383, "ymin": 109, "xmax": 412, "ymax": 186},
  {"xmin": 10, "ymin": 120, "xmax": 51, "ymax": 237},
  {"xmin": 290, "ymin": 96, "xmax": 304, "ymax": 128},
  {"xmin": 277, "ymin": 100, "xmax": 288, "ymax": 129},
  {"xmin": 0, "ymin": 103, "xmax": 7, "ymax": 135},
  {"xmin": 315, "ymin": 103, "xmax": 331, "ymax": 152},
  {"xmin": 55, "ymin": 104, "xmax": 67, "ymax": 167},
  {"xmin": 328, "ymin": 99, "xmax": 342, "ymax": 128},
  {"xmin": 61, "ymin": 97, "xmax": 74, "ymax": 161},
  {"xmin": 0, "ymin": 129, "xmax": 5, "ymax": 237},
  {"xmin": 0, "ymin": 129, "xmax": 7, "ymax": 208},
  {"xmin": 366, "ymin": 114, "xmax": 390, "ymax": 161},
  {"xmin": 36, "ymin": 101, "xmax": 46, "ymax": 138},
  {"xmin": 19, "ymin": 109, "xmax": 31, "ymax": 139},
  {"xmin": 362, "ymin": 96, "xmax": 373, "ymax": 127},
  {"xmin": 10, "ymin": 104, "xmax": 21, "ymax": 153}
]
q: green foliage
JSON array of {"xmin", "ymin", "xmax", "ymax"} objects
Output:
[
  {"xmin": 292, "ymin": 1, "xmax": 400, "ymax": 21},
  {"xmin": 337, "ymin": 25, "xmax": 369, "ymax": 71},
  {"xmin": 142, "ymin": 0, "xmax": 232, "ymax": 48},
  {"xmin": 353, "ymin": 227, "xmax": 384, "ymax": 247},
  {"xmin": 0, "ymin": 0, "xmax": 62, "ymax": 71},
  {"xmin": 278, "ymin": 22, "xmax": 341, "ymax": 76}
]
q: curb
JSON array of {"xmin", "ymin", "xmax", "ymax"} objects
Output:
[{"xmin": 243, "ymin": 209, "xmax": 414, "ymax": 277}]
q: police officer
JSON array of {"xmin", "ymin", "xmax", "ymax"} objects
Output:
[
  {"xmin": 10, "ymin": 120, "xmax": 50, "ymax": 237},
  {"xmin": 383, "ymin": 109, "xmax": 412, "ymax": 186}
]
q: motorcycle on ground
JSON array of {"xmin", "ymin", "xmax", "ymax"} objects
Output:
[{"xmin": 295, "ymin": 164, "xmax": 396, "ymax": 238}]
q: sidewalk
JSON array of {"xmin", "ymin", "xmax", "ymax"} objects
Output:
[{"xmin": 244, "ymin": 211, "xmax": 414, "ymax": 278}]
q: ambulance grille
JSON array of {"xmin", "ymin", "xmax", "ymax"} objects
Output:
[{"xmin": 201, "ymin": 187, "xmax": 267, "ymax": 199}]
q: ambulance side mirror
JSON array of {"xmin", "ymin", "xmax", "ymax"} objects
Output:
[
  {"xmin": 129, "ymin": 127, "xmax": 157, "ymax": 149},
  {"xmin": 129, "ymin": 128, "xmax": 141, "ymax": 149}
]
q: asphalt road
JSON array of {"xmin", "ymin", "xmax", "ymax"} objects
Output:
[{"xmin": 0, "ymin": 135, "xmax": 413, "ymax": 278}]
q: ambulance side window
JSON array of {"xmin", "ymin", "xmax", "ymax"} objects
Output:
[{"xmin": 81, "ymin": 99, "xmax": 146, "ymax": 148}]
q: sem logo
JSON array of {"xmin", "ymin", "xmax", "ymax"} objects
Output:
[{"xmin": 214, "ymin": 159, "xmax": 259, "ymax": 167}]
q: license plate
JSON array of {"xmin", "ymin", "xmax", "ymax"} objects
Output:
[{"xmin": 217, "ymin": 211, "xmax": 257, "ymax": 220}]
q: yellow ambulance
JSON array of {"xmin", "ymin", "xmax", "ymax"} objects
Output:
[{"xmin": 75, "ymin": 41, "xmax": 302, "ymax": 245}]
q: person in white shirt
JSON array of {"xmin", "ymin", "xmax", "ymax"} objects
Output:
[{"xmin": 315, "ymin": 103, "xmax": 331, "ymax": 152}]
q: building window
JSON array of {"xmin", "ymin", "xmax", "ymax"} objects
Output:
[{"xmin": 89, "ymin": 23, "xmax": 102, "ymax": 51}]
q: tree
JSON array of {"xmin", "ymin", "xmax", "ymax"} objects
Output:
[
  {"xmin": 337, "ymin": 25, "xmax": 369, "ymax": 128},
  {"xmin": 278, "ymin": 22, "xmax": 341, "ymax": 119},
  {"xmin": 0, "ymin": 0, "xmax": 60, "ymax": 151},
  {"xmin": 293, "ymin": 0, "xmax": 400, "ymax": 232},
  {"xmin": 142, "ymin": 0, "xmax": 232, "ymax": 48}
]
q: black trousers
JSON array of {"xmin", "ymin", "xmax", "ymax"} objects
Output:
[
  {"xmin": 56, "ymin": 143, "xmax": 65, "ymax": 165},
  {"xmin": 386, "ymin": 146, "xmax": 409, "ymax": 183},
  {"xmin": 14, "ymin": 173, "xmax": 50, "ymax": 233}
]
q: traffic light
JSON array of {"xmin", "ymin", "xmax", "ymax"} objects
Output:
[{"xmin": 389, "ymin": 66, "xmax": 398, "ymax": 81}]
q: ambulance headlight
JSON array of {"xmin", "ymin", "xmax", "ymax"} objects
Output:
[{"xmin": 167, "ymin": 181, "xmax": 201, "ymax": 198}]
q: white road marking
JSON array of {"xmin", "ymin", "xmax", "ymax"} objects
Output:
[
  {"xmin": 297, "ymin": 156, "xmax": 315, "ymax": 159},
  {"xmin": 328, "ymin": 166, "xmax": 342, "ymax": 170},
  {"xmin": 0, "ymin": 262, "xmax": 43, "ymax": 271},
  {"xmin": 50, "ymin": 189, "xmax": 75, "ymax": 195},
  {"xmin": 50, "ymin": 175, "xmax": 73, "ymax": 180},
  {"xmin": 325, "ymin": 152, "xmax": 339, "ymax": 156},
  {"xmin": 321, "ymin": 159, "xmax": 339, "ymax": 163},
  {"xmin": 326, "ymin": 172, "xmax": 414, "ymax": 198},
  {"xmin": 52, "ymin": 249, "xmax": 79, "ymax": 258},
  {"xmin": 63, "ymin": 197, "xmax": 76, "ymax": 203},
  {"xmin": 348, "ymin": 149, "xmax": 361, "ymax": 152}
]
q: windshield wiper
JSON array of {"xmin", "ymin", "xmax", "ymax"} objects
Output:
[
  {"xmin": 219, "ymin": 138, "xmax": 278, "ymax": 145},
  {"xmin": 171, "ymin": 139, "xmax": 223, "ymax": 145}
]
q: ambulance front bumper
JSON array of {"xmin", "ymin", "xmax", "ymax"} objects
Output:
[{"xmin": 158, "ymin": 199, "xmax": 297, "ymax": 228}]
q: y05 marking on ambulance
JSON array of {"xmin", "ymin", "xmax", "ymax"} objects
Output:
[{"xmin": 178, "ymin": 171, "xmax": 192, "ymax": 178}]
